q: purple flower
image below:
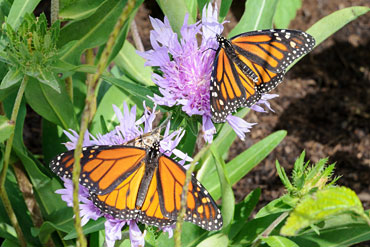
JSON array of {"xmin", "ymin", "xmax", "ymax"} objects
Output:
[
  {"xmin": 138, "ymin": 5, "xmax": 277, "ymax": 141},
  {"xmin": 56, "ymin": 101, "xmax": 185, "ymax": 247}
]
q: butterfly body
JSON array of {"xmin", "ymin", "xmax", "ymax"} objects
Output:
[
  {"xmin": 211, "ymin": 29, "xmax": 315, "ymax": 123},
  {"xmin": 50, "ymin": 141, "xmax": 223, "ymax": 230}
]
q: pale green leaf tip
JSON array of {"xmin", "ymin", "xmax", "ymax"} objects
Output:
[{"xmin": 280, "ymin": 186, "xmax": 367, "ymax": 236}]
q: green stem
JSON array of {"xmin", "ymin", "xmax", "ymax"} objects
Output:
[
  {"xmin": 251, "ymin": 211, "xmax": 290, "ymax": 247},
  {"xmin": 174, "ymin": 145, "xmax": 210, "ymax": 247},
  {"xmin": 65, "ymin": 77, "xmax": 73, "ymax": 102},
  {"xmin": 51, "ymin": 0, "xmax": 59, "ymax": 24},
  {"xmin": 0, "ymin": 76, "xmax": 29, "ymax": 247},
  {"xmin": 71, "ymin": 1, "xmax": 137, "ymax": 246}
]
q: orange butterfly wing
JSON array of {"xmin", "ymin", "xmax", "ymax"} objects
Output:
[
  {"xmin": 50, "ymin": 144, "xmax": 223, "ymax": 230},
  {"xmin": 156, "ymin": 156, "xmax": 223, "ymax": 231},
  {"xmin": 50, "ymin": 145, "xmax": 146, "ymax": 194},
  {"xmin": 210, "ymin": 29, "xmax": 315, "ymax": 123},
  {"xmin": 90, "ymin": 161, "xmax": 147, "ymax": 221},
  {"xmin": 231, "ymin": 29, "xmax": 314, "ymax": 93},
  {"xmin": 210, "ymin": 48, "xmax": 261, "ymax": 122},
  {"xmin": 90, "ymin": 164, "xmax": 175, "ymax": 226}
]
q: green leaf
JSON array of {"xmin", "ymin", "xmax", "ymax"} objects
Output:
[
  {"xmin": 58, "ymin": 0, "xmax": 128, "ymax": 64},
  {"xmin": 229, "ymin": 0, "xmax": 278, "ymax": 37},
  {"xmin": 287, "ymin": 6, "xmax": 370, "ymax": 71},
  {"xmin": 196, "ymin": 108, "xmax": 250, "ymax": 182},
  {"xmin": 37, "ymin": 207, "xmax": 74, "ymax": 243},
  {"xmin": 211, "ymin": 146, "xmax": 235, "ymax": 233},
  {"xmin": 63, "ymin": 218, "xmax": 105, "ymax": 240},
  {"xmin": 90, "ymin": 84, "xmax": 143, "ymax": 134},
  {"xmin": 281, "ymin": 186, "xmax": 369, "ymax": 236},
  {"xmin": 291, "ymin": 213, "xmax": 370, "ymax": 247},
  {"xmin": 2, "ymin": 170, "xmax": 41, "ymax": 245},
  {"xmin": 0, "ymin": 68, "xmax": 23, "ymax": 89},
  {"xmin": 3, "ymin": 92, "xmax": 67, "ymax": 234},
  {"xmin": 273, "ymin": 0, "xmax": 302, "ymax": 29},
  {"xmin": 196, "ymin": 232, "xmax": 229, "ymax": 247},
  {"xmin": 25, "ymin": 78, "xmax": 77, "ymax": 130},
  {"xmin": 229, "ymin": 188, "xmax": 261, "ymax": 239},
  {"xmin": 233, "ymin": 212, "xmax": 283, "ymax": 245},
  {"xmin": 114, "ymin": 41, "xmax": 154, "ymax": 86},
  {"xmin": 7, "ymin": 0, "xmax": 41, "ymax": 29},
  {"xmin": 156, "ymin": 0, "xmax": 195, "ymax": 35},
  {"xmin": 185, "ymin": 0, "xmax": 197, "ymax": 22},
  {"xmin": 275, "ymin": 160, "xmax": 294, "ymax": 192},
  {"xmin": 255, "ymin": 195, "xmax": 295, "ymax": 218},
  {"xmin": 0, "ymin": 115, "xmax": 14, "ymax": 143},
  {"xmin": 42, "ymin": 119, "xmax": 67, "ymax": 164},
  {"xmin": 219, "ymin": 0, "xmax": 232, "ymax": 22},
  {"xmin": 106, "ymin": 0, "xmax": 144, "ymax": 64},
  {"xmin": 59, "ymin": 0, "xmax": 107, "ymax": 20},
  {"xmin": 308, "ymin": 6, "xmax": 369, "ymax": 48},
  {"xmin": 202, "ymin": 130, "xmax": 286, "ymax": 200},
  {"xmin": 35, "ymin": 68, "xmax": 60, "ymax": 93},
  {"xmin": 197, "ymin": 0, "xmax": 210, "ymax": 15},
  {"xmin": 102, "ymin": 75, "xmax": 154, "ymax": 103},
  {"xmin": 263, "ymin": 236, "xmax": 299, "ymax": 247}
]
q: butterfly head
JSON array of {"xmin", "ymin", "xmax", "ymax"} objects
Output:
[
  {"xmin": 216, "ymin": 35, "xmax": 230, "ymax": 48},
  {"xmin": 147, "ymin": 141, "xmax": 161, "ymax": 163}
]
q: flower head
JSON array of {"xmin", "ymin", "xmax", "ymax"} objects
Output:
[
  {"xmin": 138, "ymin": 5, "xmax": 276, "ymax": 142},
  {"xmin": 56, "ymin": 102, "xmax": 186, "ymax": 247}
]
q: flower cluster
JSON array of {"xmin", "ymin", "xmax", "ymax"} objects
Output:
[
  {"xmin": 138, "ymin": 5, "xmax": 277, "ymax": 142},
  {"xmin": 56, "ymin": 102, "xmax": 187, "ymax": 247}
]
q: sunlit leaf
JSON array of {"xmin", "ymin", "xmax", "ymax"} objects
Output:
[
  {"xmin": 273, "ymin": 0, "xmax": 302, "ymax": 29},
  {"xmin": 0, "ymin": 115, "xmax": 14, "ymax": 143},
  {"xmin": 229, "ymin": 0, "xmax": 278, "ymax": 37},
  {"xmin": 281, "ymin": 186, "xmax": 369, "ymax": 236},
  {"xmin": 263, "ymin": 236, "xmax": 299, "ymax": 247},
  {"xmin": 0, "ymin": 68, "xmax": 23, "ymax": 89}
]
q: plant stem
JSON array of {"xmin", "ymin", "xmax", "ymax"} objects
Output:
[
  {"xmin": 13, "ymin": 162, "xmax": 55, "ymax": 247},
  {"xmin": 51, "ymin": 0, "xmax": 59, "ymax": 24},
  {"xmin": 71, "ymin": 1, "xmax": 137, "ymax": 246},
  {"xmin": 251, "ymin": 211, "xmax": 290, "ymax": 247},
  {"xmin": 174, "ymin": 145, "xmax": 210, "ymax": 247},
  {"xmin": 131, "ymin": 20, "xmax": 144, "ymax": 52},
  {"xmin": 0, "ymin": 76, "xmax": 29, "ymax": 247},
  {"xmin": 65, "ymin": 77, "xmax": 73, "ymax": 102}
]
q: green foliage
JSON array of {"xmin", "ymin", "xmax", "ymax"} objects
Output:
[
  {"xmin": 1, "ymin": 13, "xmax": 61, "ymax": 91},
  {"xmin": 156, "ymin": 0, "xmax": 195, "ymax": 35},
  {"xmin": 228, "ymin": 0, "xmax": 278, "ymax": 37},
  {"xmin": 0, "ymin": 1, "xmax": 369, "ymax": 247},
  {"xmin": 263, "ymin": 236, "xmax": 299, "ymax": 247},
  {"xmin": 281, "ymin": 186, "xmax": 370, "ymax": 236},
  {"xmin": 276, "ymin": 151, "xmax": 339, "ymax": 198},
  {"xmin": 0, "ymin": 115, "xmax": 14, "ymax": 143},
  {"xmin": 273, "ymin": 0, "xmax": 301, "ymax": 29}
]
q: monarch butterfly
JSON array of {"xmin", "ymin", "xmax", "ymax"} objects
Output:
[
  {"xmin": 210, "ymin": 29, "xmax": 315, "ymax": 123},
  {"xmin": 49, "ymin": 141, "xmax": 223, "ymax": 231}
]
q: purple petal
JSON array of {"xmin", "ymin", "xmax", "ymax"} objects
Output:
[
  {"xmin": 202, "ymin": 115, "xmax": 216, "ymax": 143},
  {"xmin": 251, "ymin": 94, "xmax": 278, "ymax": 113},
  {"xmin": 160, "ymin": 224, "xmax": 176, "ymax": 238},
  {"xmin": 137, "ymin": 5, "xmax": 227, "ymax": 142},
  {"xmin": 105, "ymin": 217, "xmax": 128, "ymax": 247},
  {"xmin": 129, "ymin": 221, "xmax": 146, "ymax": 247},
  {"xmin": 226, "ymin": 115, "xmax": 256, "ymax": 140}
]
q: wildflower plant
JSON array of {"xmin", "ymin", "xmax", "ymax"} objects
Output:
[
  {"xmin": 0, "ymin": 0, "xmax": 369, "ymax": 247},
  {"xmin": 56, "ymin": 102, "xmax": 184, "ymax": 246},
  {"xmin": 138, "ymin": 6, "xmax": 279, "ymax": 142}
]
